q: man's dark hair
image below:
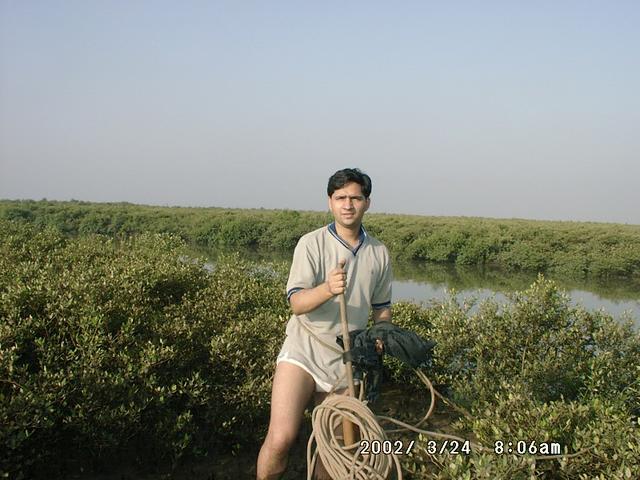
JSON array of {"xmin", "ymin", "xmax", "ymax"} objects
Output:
[{"xmin": 327, "ymin": 168, "xmax": 372, "ymax": 198}]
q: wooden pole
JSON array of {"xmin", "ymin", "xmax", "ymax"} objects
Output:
[{"xmin": 338, "ymin": 293, "xmax": 357, "ymax": 447}]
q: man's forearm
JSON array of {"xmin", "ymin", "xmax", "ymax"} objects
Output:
[{"xmin": 289, "ymin": 283, "xmax": 334, "ymax": 315}]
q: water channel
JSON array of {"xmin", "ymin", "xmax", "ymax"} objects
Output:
[
  {"xmin": 199, "ymin": 248, "xmax": 640, "ymax": 329},
  {"xmin": 392, "ymin": 262, "xmax": 640, "ymax": 328}
]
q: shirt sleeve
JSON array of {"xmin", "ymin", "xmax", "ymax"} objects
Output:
[
  {"xmin": 286, "ymin": 236, "xmax": 317, "ymax": 301},
  {"xmin": 371, "ymin": 246, "xmax": 392, "ymax": 310}
]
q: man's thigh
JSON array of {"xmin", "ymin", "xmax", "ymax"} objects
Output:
[
  {"xmin": 267, "ymin": 361, "xmax": 316, "ymax": 438},
  {"xmin": 313, "ymin": 385, "xmax": 357, "ymax": 406}
]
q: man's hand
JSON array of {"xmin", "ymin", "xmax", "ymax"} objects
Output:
[
  {"xmin": 289, "ymin": 259, "xmax": 348, "ymax": 315},
  {"xmin": 326, "ymin": 259, "xmax": 347, "ymax": 295}
]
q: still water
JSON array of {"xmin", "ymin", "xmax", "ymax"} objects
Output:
[
  {"xmin": 394, "ymin": 280, "xmax": 640, "ymax": 326},
  {"xmin": 200, "ymin": 248, "xmax": 640, "ymax": 329},
  {"xmin": 392, "ymin": 262, "xmax": 640, "ymax": 328}
]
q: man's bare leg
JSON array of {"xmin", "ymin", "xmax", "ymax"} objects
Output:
[{"xmin": 256, "ymin": 362, "xmax": 316, "ymax": 480}]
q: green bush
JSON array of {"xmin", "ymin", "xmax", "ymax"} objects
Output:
[
  {"xmin": 405, "ymin": 395, "xmax": 639, "ymax": 479},
  {"xmin": 0, "ymin": 221, "xmax": 289, "ymax": 478},
  {"xmin": 396, "ymin": 277, "xmax": 640, "ymax": 479}
]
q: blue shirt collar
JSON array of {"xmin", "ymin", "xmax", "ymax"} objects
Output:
[{"xmin": 328, "ymin": 222, "xmax": 367, "ymax": 255}]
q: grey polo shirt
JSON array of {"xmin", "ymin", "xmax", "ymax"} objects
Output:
[{"xmin": 277, "ymin": 222, "xmax": 392, "ymax": 392}]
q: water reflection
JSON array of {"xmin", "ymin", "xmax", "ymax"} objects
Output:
[
  {"xmin": 393, "ymin": 262, "xmax": 640, "ymax": 302},
  {"xmin": 193, "ymin": 247, "xmax": 639, "ymax": 327},
  {"xmin": 392, "ymin": 262, "xmax": 640, "ymax": 328}
]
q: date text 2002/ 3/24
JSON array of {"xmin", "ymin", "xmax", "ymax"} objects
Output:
[{"xmin": 359, "ymin": 439, "xmax": 472, "ymax": 455}]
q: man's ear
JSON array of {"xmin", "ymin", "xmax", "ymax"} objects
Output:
[{"xmin": 365, "ymin": 197, "xmax": 371, "ymax": 212}]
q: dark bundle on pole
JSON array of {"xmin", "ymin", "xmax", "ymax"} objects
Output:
[{"xmin": 337, "ymin": 321, "xmax": 436, "ymax": 402}]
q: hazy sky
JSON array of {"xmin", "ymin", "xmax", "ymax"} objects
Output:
[{"xmin": 1, "ymin": 1, "xmax": 638, "ymax": 224}]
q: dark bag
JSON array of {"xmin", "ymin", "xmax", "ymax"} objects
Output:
[{"xmin": 336, "ymin": 321, "xmax": 436, "ymax": 402}]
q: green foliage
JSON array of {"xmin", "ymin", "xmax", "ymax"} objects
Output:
[
  {"xmin": 2, "ymin": 199, "xmax": 640, "ymax": 280},
  {"xmin": 0, "ymin": 220, "xmax": 289, "ymax": 478},
  {"xmin": 395, "ymin": 277, "xmax": 640, "ymax": 479},
  {"xmin": 404, "ymin": 396, "xmax": 640, "ymax": 479}
]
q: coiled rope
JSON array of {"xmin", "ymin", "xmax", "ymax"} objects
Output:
[
  {"xmin": 309, "ymin": 394, "xmax": 400, "ymax": 480},
  {"xmin": 306, "ymin": 366, "xmax": 483, "ymax": 480}
]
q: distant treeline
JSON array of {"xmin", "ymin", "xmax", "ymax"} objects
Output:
[{"xmin": 2, "ymin": 199, "xmax": 640, "ymax": 279}]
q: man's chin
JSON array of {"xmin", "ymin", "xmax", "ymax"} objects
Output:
[{"xmin": 337, "ymin": 217, "xmax": 359, "ymax": 228}]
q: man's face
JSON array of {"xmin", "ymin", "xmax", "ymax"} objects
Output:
[{"xmin": 328, "ymin": 181, "xmax": 370, "ymax": 229}]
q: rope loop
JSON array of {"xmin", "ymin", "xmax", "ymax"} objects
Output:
[{"xmin": 308, "ymin": 394, "xmax": 402, "ymax": 480}]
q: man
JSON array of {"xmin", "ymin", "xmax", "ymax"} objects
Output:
[{"xmin": 256, "ymin": 168, "xmax": 393, "ymax": 479}]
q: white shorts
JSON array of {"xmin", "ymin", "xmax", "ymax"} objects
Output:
[{"xmin": 276, "ymin": 352, "xmax": 337, "ymax": 393}]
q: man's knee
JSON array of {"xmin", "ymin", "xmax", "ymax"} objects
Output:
[
  {"xmin": 257, "ymin": 430, "xmax": 295, "ymax": 480},
  {"xmin": 264, "ymin": 428, "xmax": 297, "ymax": 457}
]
